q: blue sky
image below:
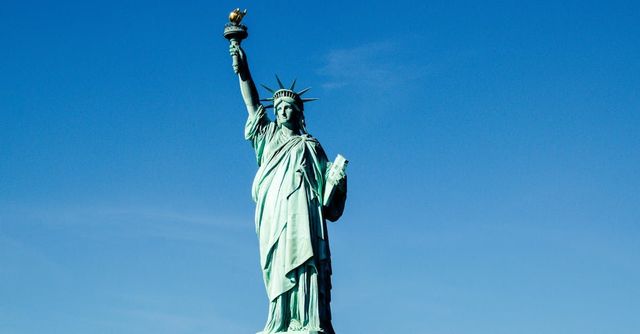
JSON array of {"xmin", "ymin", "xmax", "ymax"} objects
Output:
[{"xmin": 1, "ymin": 0, "xmax": 639, "ymax": 333}]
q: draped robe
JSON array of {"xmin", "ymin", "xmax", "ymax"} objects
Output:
[{"xmin": 245, "ymin": 106, "xmax": 345, "ymax": 333}]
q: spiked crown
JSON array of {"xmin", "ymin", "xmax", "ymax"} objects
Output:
[{"xmin": 260, "ymin": 75, "xmax": 318, "ymax": 110}]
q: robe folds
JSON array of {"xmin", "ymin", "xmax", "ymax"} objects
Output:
[{"xmin": 245, "ymin": 106, "xmax": 344, "ymax": 333}]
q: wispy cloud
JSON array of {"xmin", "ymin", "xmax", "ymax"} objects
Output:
[
  {"xmin": 102, "ymin": 292, "xmax": 253, "ymax": 334},
  {"xmin": 0, "ymin": 235, "xmax": 67, "ymax": 277},
  {"xmin": 1, "ymin": 204, "xmax": 251, "ymax": 244},
  {"xmin": 318, "ymin": 41, "xmax": 430, "ymax": 90},
  {"xmin": 44, "ymin": 300, "xmax": 253, "ymax": 334},
  {"xmin": 109, "ymin": 307, "xmax": 252, "ymax": 334}
]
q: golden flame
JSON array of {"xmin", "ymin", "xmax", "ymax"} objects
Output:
[{"xmin": 228, "ymin": 8, "xmax": 247, "ymax": 24}]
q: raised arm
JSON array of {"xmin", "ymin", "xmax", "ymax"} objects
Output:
[{"xmin": 229, "ymin": 43, "xmax": 260, "ymax": 116}]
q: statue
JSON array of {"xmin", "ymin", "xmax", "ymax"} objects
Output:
[{"xmin": 224, "ymin": 9, "xmax": 348, "ymax": 334}]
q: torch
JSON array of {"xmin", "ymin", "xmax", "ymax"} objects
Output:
[{"xmin": 223, "ymin": 8, "xmax": 248, "ymax": 74}]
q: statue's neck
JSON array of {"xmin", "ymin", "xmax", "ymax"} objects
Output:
[{"xmin": 278, "ymin": 125, "xmax": 298, "ymax": 138}]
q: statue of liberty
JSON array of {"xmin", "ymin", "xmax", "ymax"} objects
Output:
[{"xmin": 224, "ymin": 9, "xmax": 348, "ymax": 334}]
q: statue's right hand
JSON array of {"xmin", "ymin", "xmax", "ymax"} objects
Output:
[
  {"xmin": 229, "ymin": 43, "xmax": 238, "ymax": 56},
  {"xmin": 229, "ymin": 44, "xmax": 245, "ymax": 60},
  {"xmin": 229, "ymin": 43, "xmax": 247, "ymax": 74}
]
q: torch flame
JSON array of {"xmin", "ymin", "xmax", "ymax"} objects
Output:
[{"xmin": 229, "ymin": 8, "xmax": 247, "ymax": 24}]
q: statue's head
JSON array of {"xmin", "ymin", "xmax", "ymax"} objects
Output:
[
  {"xmin": 274, "ymin": 96, "xmax": 303, "ymax": 130},
  {"xmin": 261, "ymin": 76, "xmax": 318, "ymax": 134}
]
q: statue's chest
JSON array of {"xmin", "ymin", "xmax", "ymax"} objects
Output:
[{"xmin": 263, "ymin": 133, "xmax": 308, "ymax": 164}]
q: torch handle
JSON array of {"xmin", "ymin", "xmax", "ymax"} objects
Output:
[{"xmin": 230, "ymin": 38, "xmax": 240, "ymax": 74}]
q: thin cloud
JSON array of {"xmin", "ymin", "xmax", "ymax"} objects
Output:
[
  {"xmin": 0, "ymin": 235, "xmax": 66, "ymax": 277},
  {"xmin": 318, "ymin": 41, "xmax": 430, "ymax": 90},
  {"xmin": 106, "ymin": 293, "xmax": 253, "ymax": 333},
  {"xmin": 95, "ymin": 306, "xmax": 251, "ymax": 334},
  {"xmin": 119, "ymin": 309, "xmax": 208, "ymax": 331},
  {"xmin": 1, "ymin": 204, "xmax": 251, "ymax": 244}
]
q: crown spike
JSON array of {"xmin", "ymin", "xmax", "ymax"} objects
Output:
[
  {"xmin": 260, "ymin": 84, "xmax": 275, "ymax": 93},
  {"xmin": 301, "ymin": 98, "xmax": 319, "ymax": 102},
  {"xmin": 275, "ymin": 75, "xmax": 285, "ymax": 89},
  {"xmin": 263, "ymin": 105, "xmax": 274, "ymax": 109},
  {"xmin": 259, "ymin": 98, "xmax": 274, "ymax": 102},
  {"xmin": 297, "ymin": 87, "xmax": 312, "ymax": 96},
  {"xmin": 290, "ymin": 78, "xmax": 297, "ymax": 90}
]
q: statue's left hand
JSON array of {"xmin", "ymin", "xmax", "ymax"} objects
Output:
[{"xmin": 328, "ymin": 169, "xmax": 347, "ymax": 191}]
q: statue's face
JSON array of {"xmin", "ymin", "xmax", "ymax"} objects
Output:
[{"xmin": 275, "ymin": 99, "xmax": 300, "ymax": 130}]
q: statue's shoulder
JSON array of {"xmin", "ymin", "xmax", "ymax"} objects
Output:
[
  {"xmin": 301, "ymin": 134, "xmax": 329, "ymax": 161},
  {"xmin": 301, "ymin": 134, "xmax": 321, "ymax": 145}
]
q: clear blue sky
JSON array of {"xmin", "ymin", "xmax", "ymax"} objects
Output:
[{"xmin": 1, "ymin": 0, "xmax": 639, "ymax": 333}]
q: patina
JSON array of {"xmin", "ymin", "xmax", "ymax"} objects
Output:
[{"xmin": 224, "ymin": 9, "xmax": 348, "ymax": 334}]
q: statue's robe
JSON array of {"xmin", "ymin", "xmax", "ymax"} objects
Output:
[{"xmin": 245, "ymin": 106, "xmax": 345, "ymax": 333}]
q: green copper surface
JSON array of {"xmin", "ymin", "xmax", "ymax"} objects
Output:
[{"xmin": 225, "ymin": 11, "xmax": 348, "ymax": 334}]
